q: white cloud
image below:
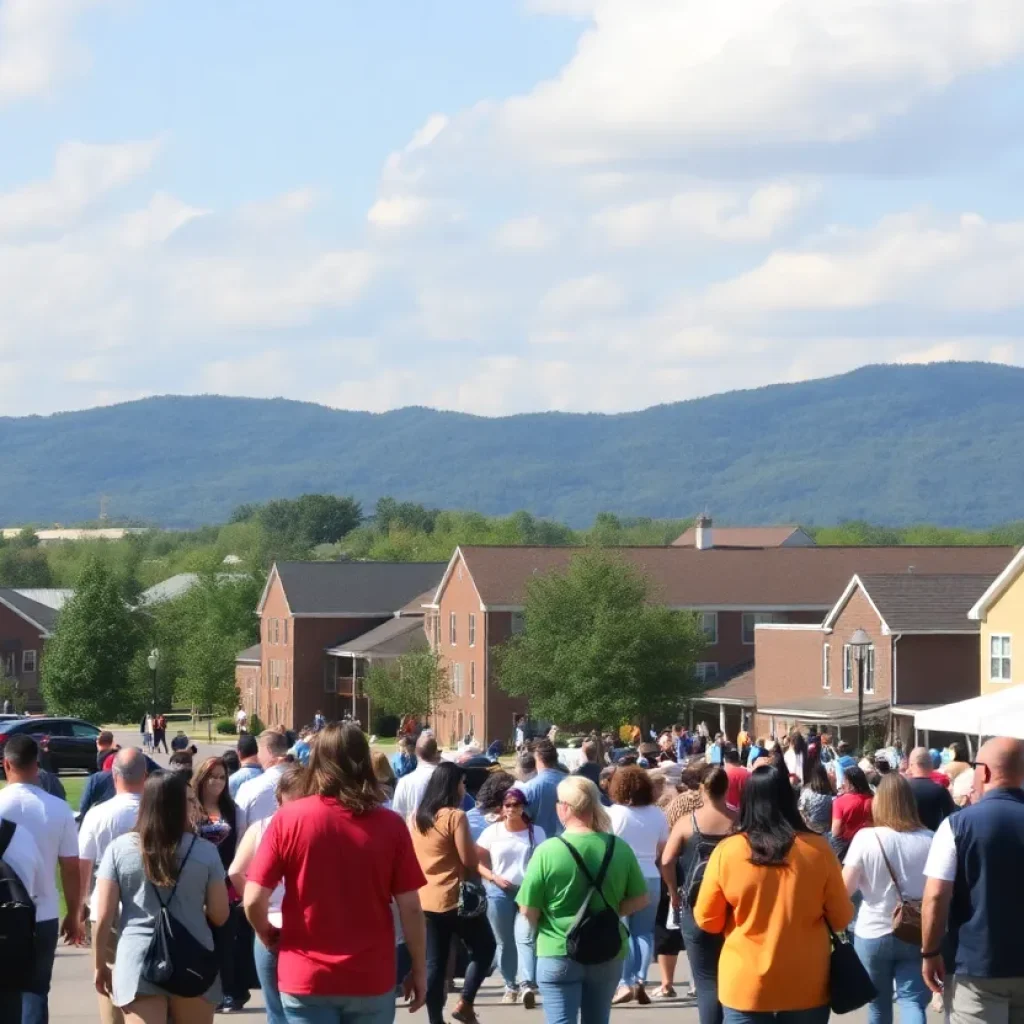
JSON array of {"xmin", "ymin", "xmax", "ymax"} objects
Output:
[
  {"xmin": 495, "ymin": 215, "xmax": 556, "ymax": 249},
  {"xmin": 0, "ymin": 0, "xmax": 109, "ymax": 104},
  {"xmin": 367, "ymin": 194, "xmax": 430, "ymax": 230},
  {"xmin": 523, "ymin": 0, "xmax": 599, "ymax": 17},
  {"xmin": 0, "ymin": 139, "xmax": 162, "ymax": 236},
  {"xmin": 540, "ymin": 274, "xmax": 626, "ymax": 319}
]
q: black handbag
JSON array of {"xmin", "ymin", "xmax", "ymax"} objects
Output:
[
  {"xmin": 559, "ymin": 836, "xmax": 623, "ymax": 965},
  {"xmin": 142, "ymin": 837, "xmax": 220, "ymax": 998},
  {"xmin": 827, "ymin": 919, "xmax": 877, "ymax": 1014},
  {"xmin": 457, "ymin": 879, "xmax": 488, "ymax": 918}
]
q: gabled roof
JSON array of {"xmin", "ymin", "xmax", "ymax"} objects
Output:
[
  {"xmin": 398, "ymin": 589, "xmax": 435, "ymax": 616},
  {"xmin": 235, "ymin": 643, "xmax": 262, "ymax": 664},
  {"xmin": 0, "ymin": 589, "xmax": 58, "ymax": 634},
  {"xmin": 824, "ymin": 573, "xmax": 996, "ymax": 634},
  {"xmin": 260, "ymin": 561, "xmax": 446, "ymax": 616},
  {"xmin": 139, "ymin": 572, "xmax": 250, "ymax": 606},
  {"xmin": 673, "ymin": 525, "xmax": 813, "ymax": 548},
  {"xmin": 969, "ymin": 548, "xmax": 1024, "ymax": 621},
  {"xmin": 12, "ymin": 588, "xmax": 74, "ymax": 611},
  {"xmin": 698, "ymin": 666, "xmax": 756, "ymax": 706},
  {"xmin": 441, "ymin": 545, "xmax": 1016, "ymax": 611},
  {"xmin": 326, "ymin": 616, "xmax": 428, "ymax": 659}
]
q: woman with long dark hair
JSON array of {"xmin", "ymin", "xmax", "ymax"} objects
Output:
[
  {"xmin": 245, "ymin": 722, "xmax": 429, "ymax": 1023},
  {"xmin": 476, "ymin": 785, "xmax": 544, "ymax": 1006},
  {"xmin": 410, "ymin": 762, "xmax": 497, "ymax": 1024},
  {"xmin": 92, "ymin": 771, "xmax": 230, "ymax": 1022},
  {"xmin": 831, "ymin": 765, "xmax": 874, "ymax": 861},
  {"xmin": 784, "ymin": 730, "xmax": 808, "ymax": 783},
  {"xmin": 694, "ymin": 766, "xmax": 853, "ymax": 1024},
  {"xmin": 798, "ymin": 762, "xmax": 835, "ymax": 834}
]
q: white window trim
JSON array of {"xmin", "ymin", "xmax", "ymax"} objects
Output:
[
  {"xmin": 990, "ymin": 633, "xmax": 1012, "ymax": 683},
  {"xmin": 843, "ymin": 644, "xmax": 853, "ymax": 693},
  {"xmin": 511, "ymin": 612, "xmax": 525, "ymax": 635},
  {"xmin": 822, "ymin": 643, "xmax": 830, "ymax": 691},
  {"xmin": 449, "ymin": 612, "xmax": 457, "ymax": 646},
  {"xmin": 469, "ymin": 613, "xmax": 476, "ymax": 647},
  {"xmin": 864, "ymin": 646, "xmax": 876, "ymax": 695},
  {"xmin": 701, "ymin": 612, "xmax": 718, "ymax": 645},
  {"xmin": 22, "ymin": 649, "xmax": 37, "ymax": 674},
  {"xmin": 452, "ymin": 662, "xmax": 463, "ymax": 697},
  {"xmin": 695, "ymin": 662, "xmax": 719, "ymax": 683}
]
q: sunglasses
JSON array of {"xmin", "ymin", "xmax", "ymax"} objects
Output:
[
  {"xmin": 970, "ymin": 760, "xmax": 991, "ymax": 783},
  {"xmin": 503, "ymin": 801, "xmax": 524, "ymax": 809}
]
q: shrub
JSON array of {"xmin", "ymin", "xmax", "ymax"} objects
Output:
[
  {"xmin": 215, "ymin": 718, "xmax": 237, "ymax": 735},
  {"xmin": 249, "ymin": 714, "xmax": 265, "ymax": 735}
]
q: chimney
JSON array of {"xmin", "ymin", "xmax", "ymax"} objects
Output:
[{"xmin": 695, "ymin": 513, "xmax": 713, "ymax": 551}]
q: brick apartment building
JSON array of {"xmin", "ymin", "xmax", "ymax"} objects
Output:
[
  {"xmin": 751, "ymin": 572, "xmax": 998, "ymax": 748},
  {"xmin": 428, "ymin": 544, "xmax": 1015, "ymax": 746},
  {"xmin": 247, "ymin": 561, "xmax": 445, "ymax": 730},
  {"xmin": 0, "ymin": 590, "xmax": 57, "ymax": 711}
]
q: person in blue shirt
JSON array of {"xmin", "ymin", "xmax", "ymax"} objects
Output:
[
  {"xmin": 390, "ymin": 735, "xmax": 418, "ymax": 781},
  {"xmin": 229, "ymin": 733, "xmax": 263, "ymax": 797},
  {"xmin": 520, "ymin": 739, "xmax": 564, "ymax": 837},
  {"xmin": 78, "ymin": 751, "xmax": 160, "ymax": 819},
  {"xmin": 746, "ymin": 737, "xmax": 764, "ymax": 767},
  {"xmin": 708, "ymin": 733, "xmax": 725, "ymax": 765}
]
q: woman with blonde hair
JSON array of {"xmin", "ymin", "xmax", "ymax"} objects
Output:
[
  {"xmin": 842, "ymin": 773, "xmax": 933, "ymax": 1024},
  {"xmin": 518, "ymin": 776, "xmax": 649, "ymax": 1024},
  {"xmin": 372, "ymin": 749, "xmax": 397, "ymax": 800}
]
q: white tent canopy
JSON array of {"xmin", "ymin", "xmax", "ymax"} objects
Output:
[{"xmin": 914, "ymin": 685, "xmax": 1024, "ymax": 741}]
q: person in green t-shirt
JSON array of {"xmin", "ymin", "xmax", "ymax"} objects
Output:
[{"xmin": 518, "ymin": 775, "xmax": 649, "ymax": 1024}]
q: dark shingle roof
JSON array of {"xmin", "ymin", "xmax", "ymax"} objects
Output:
[
  {"xmin": 454, "ymin": 546, "xmax": 1016, "ymax": 609},
  {"xmin": 235, "ymin": 643, "xmax": 261, "ymax": 664},
  {"xmin": 327, "ymin": 617, "xmax": 428, "ymax": 658},
  {"xmin": 0, "ymin": 589, "xmax": 58, "ymax": 633},
  {"xmin": 699, "ymin": 666, "xmax": 756, "ymax": 705},
  {"xmin": 857, "ymin": 574, "xmax": 997, "ymax": 633},
  {"xmin": 274, "ymin": 561, "xmax": 446, "ymax": 615}
]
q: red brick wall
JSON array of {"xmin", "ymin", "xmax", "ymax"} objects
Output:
[
  {"xmin": 754, "ymin": 627, "xmax": 827, "ymax": 713},
  {"xmin": 235, "ymin": 664, "xmax": 261, "ymax": 717},
  {"xmin": 702, "ymin": 609, "xmax": 823, "ymax": 678},
  {"xmin": 484, "ymin": 611, "xmax": 528, "ymax": 746},
  {"xmin": 895, "ymin": 634, "xmax": 980, "ymax": 706},
  {"xmin": 827, "ymin": 590, "xmax": 892, "ymax": 703},
  {"xmin": 0, "ymin": 605, "xmax": 46, "ymax": 710},
  {"xmin": 259, "ymin": 574, "xmax": 293, "ymax": 728}
]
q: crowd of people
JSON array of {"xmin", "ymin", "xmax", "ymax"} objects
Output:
[{"xmin": 0, "ymin": 715, "xmax": 1019, "ymax": 1024}]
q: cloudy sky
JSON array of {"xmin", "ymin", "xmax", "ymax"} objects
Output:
[{"xmin": 2, "ymin": 0, "xmax": 1023, "ymax": 418}]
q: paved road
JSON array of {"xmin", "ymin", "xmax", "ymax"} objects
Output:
[{"xmin": 110, "ymin": 727, "xmax": 236, "ymax": 767}]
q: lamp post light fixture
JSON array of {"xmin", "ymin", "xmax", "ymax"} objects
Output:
[
  {"xmin": 848, "ymin": 629, "xmax": 872, "ymax": 753},
  {"xmin": 147, "ymin": 648, "xmax": 160, "ymax": 714}
]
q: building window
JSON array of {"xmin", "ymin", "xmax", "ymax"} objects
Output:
[
  {"xmin": 470, "ymin": 662, "xmax": 476, "ymax": 697},
  {"xmin": 449, "ymin": 612, "xmax": 457, "ymax": 646},
  {"xmin": 843, "ymin": 645, "xmax": 853, "ymax": 693},
  {"xmin": 22, "ymin": 650, "xmax": 37, "ymax": 674},
  {"xmin": 700, "ymin": 612, "xmax": 718, "ymax": 645},
  {"xmin": 991, "ymin": 635, "xmax": 1012, "ymax": 682},
  {"xmin": 469, "ymin": 713, "xmax": 475, "ymax": 738},
  {"xmin": 865, "ymin": 646, "xmax": 876, "ymax": 694},
  {"xmin": 695, "ymin": 662, "xmax": 719, "ymax": 684},
  {"xmin": 511, "ymin": 612, "xmax": 525, "ymax": 635},
  {"xmin": 822, "ymin": 644, "xmax": 830, "ymax": 691},
  {"xmin": 843, "ymin": 645, "xmax": 875, "ymax": 693},
  {"xmin": 3, "ymin": 653, "xmax": 14, "ymax": 677},
  {"xmin": 469, "ymin": 613, "xmax": 476, "ymax": 647},
  {"xmin": 742, "ymin": 612, "xmax": 775, "ymax": 645},
  {"xmin": 324, "ymin": 663, "xmax": 337, "ymax": 693},
  {"xmin": 283, "ymin": 619, "xmax": 289, "ymax": 645},
  {"xmin": 452, "ymin": 663, "xmax": 463, "ymax": 696}
]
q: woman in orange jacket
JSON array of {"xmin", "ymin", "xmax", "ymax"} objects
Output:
[{"xmin": 694, "ymin": 766, "xmax": 854, "ymax": 1024}]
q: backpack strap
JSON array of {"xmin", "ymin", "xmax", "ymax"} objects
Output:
[
  {"xmin": 151, "ymin": 835, "xmax": 198, "ymax": 911},
  {"xmin": 558, "ymin": 835, "xmax": 616, "ymax": 910},
  {"xmin": 0, "ymin": 819, "xmax": 15, "ymax": 859},
  {"xmin": 873, "ymin": 832, "xmax": 906, "ymax": 902}
]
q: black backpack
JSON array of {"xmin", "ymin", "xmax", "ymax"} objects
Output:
[
  {"xmin": 0, "ymin": 819, "xmax": 37, "ymax": 992},
  {"xmin": 559, "ymin": 836, "xmax": 622, "ymax": 965},
  {"xmin": 142, "ymin": 837, "xmax": 220, "ymax": 998},
  {"xmin": 680, "ymin": 813, "xmax": 723, "ymax": 910}
]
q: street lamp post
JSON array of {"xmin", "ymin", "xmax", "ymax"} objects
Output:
[
  {"xmin": 147, "ymin": 648, "xmax": 160, "ymax": 713},
  {"xmin": 849, "ymin": 629, "xmax": 872, "ymax": 753}
]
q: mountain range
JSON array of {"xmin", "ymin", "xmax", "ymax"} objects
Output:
[{"xmin": 1, "ymin": 361, "xmax": 1022, "ymax": 529}]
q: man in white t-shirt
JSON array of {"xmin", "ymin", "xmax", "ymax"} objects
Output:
[
  {"xmin": 235, "ymin": 729, "xmax": 290, "ymax": 833},
  {"xmin": 235, "ymin": 706, "xmax": 248, "ymax": 734},
  {"xmin": 392, "ymin": 735, "xmax": 441, "ymax": 823},
  {"xmin": 0, "ymin": 734, "xmax": 81, "ymax": 1024},
  {"xmin": 78, "ymin": 747, "xmax": 147, "ymax": 1024},
  {"xmin": 0, "ymin": 815, "xmax": 45, "ymax": 1021}
]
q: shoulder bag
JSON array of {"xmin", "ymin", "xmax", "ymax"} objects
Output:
[
  {"xmin": 827, "ymin": 918, "xmax": 877, "ymax": 1014},
  {"xmin": 559, "ymin": 836, "xmax": 622, "ymax": 965},
  {"xmin": 141, "ymin": 837, "xmax": 220, "ymax": 998},
  {"xmin": 874, "ymin": 833, "xmax": 923, "ymax": 945}
]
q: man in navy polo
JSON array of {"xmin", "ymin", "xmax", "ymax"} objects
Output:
[{"xmin": 921, "ymin": 736, "xmax": 1024, "ymax": 1023}]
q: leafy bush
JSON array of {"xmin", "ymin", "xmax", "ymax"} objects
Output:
[
  {"xmin": 215, "ymin": 718, "xmax": 236, "ymax": 735},
  {"xmin": 249, "ymin": 714, "xmax": 265, "ymax": 735}
]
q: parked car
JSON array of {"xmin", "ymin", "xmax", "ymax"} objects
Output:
[{"xmin": 0, "ymin": 717, "xmax": 102, "ymax": 775}]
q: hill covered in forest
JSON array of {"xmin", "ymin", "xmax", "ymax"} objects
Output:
[{"xmin": 1, "ymin": 361, "xmax": 1022, "ymax": 528}]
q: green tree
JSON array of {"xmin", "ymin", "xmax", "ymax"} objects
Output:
[
  {"xmin": 363, "ymin": 650, "xmax": 453, "ymax": 721},
  {"xmin": 495, "ymin": 551, "xmax": 707, "ymax": 729},
  {"xmin": 40, "ymin": 558, "xmax": 142, "ymax": 721}
]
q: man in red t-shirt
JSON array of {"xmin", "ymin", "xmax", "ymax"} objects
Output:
[
  {"xmin": 245, "ymin": 723, "xmax": 428, "ymax": 1018},
  {"xmin": 723, "ymin": 747, "xmax": 750, "ymax": 810}
]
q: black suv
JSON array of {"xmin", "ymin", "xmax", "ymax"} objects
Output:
[{"xmin": 0, "ymin": 717, "xmax": 101, "ymax": 775}]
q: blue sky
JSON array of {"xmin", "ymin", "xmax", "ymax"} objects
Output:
[{"xmin": 2, "ymin": 0, "xmax": 1024, "ymax": 417}]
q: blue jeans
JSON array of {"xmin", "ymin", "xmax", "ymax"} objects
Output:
[
  {"xmin": 282, "ymin": 990, "xmax": 395, "ymax": 1024},
  {"xmin": 723, "ymin": 1007, "xmax": 830, "ymax": 1024},
  {"xmin": 255, "ymin": 934, "xmax": 286, "ymax": 1024},
  {"xmin": 854, "ymin": 933, "xmax": 929, "ymax": 1024},
  {"xmin": 23, "ymin": 917, "xmax": 59, "ymax": 1024},
  {"xmin": 619, "ymin": 877, "xmax": 660, "ymax": 987},
  {"xmin": 485, "ymin": 883, "xmax": 537, "ymax": 990},
  {"xmin": 680, "ymin": 907, "xmax": 725, "ymax": 1024},
  {"xmin": 537, "ymin": 956, "xmax": 622, "ymax": 1024}
]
